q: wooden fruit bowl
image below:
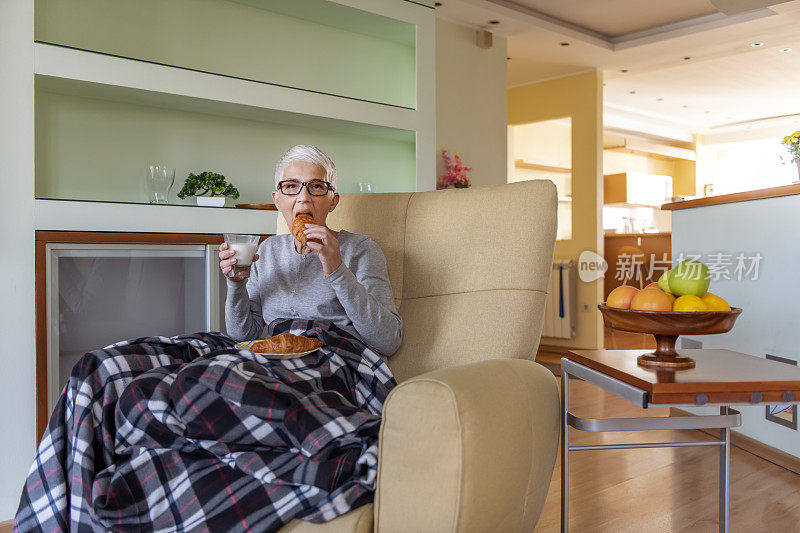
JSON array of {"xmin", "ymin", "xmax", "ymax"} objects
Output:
[{"xmin": 598, "ymin": 304, "xmax": 743, "ymax": 369}]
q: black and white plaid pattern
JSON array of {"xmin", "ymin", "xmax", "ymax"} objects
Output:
[{"xmin": 14, "ymin": 319, "xmax": 395, "ymax": 532}]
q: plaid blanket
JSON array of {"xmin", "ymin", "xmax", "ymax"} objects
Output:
[{"xmin": 15, "ymin": 319, "xmax": 396, "ymax": 532}]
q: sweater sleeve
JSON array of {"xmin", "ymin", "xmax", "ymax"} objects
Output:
[
  {"xmin": 224, "ymin": 261, "xmax": 266, "ymax": 342},
  {"xmin": 326, "ymin": 237, "xmax": 402, "ymax": 356}
]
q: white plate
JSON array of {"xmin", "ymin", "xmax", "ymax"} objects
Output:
[{"xmin": 235, "ymin": 340, "xmax": 321, "ymax": 359}]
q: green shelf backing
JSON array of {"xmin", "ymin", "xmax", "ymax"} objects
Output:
[
  {"xmin": 35, "ymin": 88, "xmax": 417, "ymax": 204},
  {"xmin": 35, "ymin": 0, "xmax": 417, "ymax": 109}
]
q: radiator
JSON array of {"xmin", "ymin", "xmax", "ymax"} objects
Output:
[{"xmin": 542, "ymin": 260, "xmax": 577, "ymax": 339}]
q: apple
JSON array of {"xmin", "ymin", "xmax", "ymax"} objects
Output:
[
  {"xmin": 658, "ymin": 269, "xmax": 672, "ymax": 294},
  {"xmin": 668, "ymin": 259, "xmax": 710, "ymax": 297}
]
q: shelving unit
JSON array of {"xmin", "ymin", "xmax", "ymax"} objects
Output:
[
  {"xmin": 514, "ymin": 159, "xmax": 571, "ymax": 173},
  {"xmin": 604, "ymin": 137, "xmax": 696, "ymax": 162},
  {"xmin": 33, "ymin": 0, "xmax": 436, "ymax": 214}
]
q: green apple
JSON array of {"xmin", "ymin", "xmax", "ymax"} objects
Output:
[
  {"xmin": 657, "ymin": 269, "xmax": 672, "ymax": 294},
  {"xmin": 668, "ymin": 259, "xmax": 710, "ymax": 297}
]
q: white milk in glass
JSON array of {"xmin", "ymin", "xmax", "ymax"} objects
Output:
[{"xmin": 229, "ymin": 243, "xmax": 258, "ymax": 266}]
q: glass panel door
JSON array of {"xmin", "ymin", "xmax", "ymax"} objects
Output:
[{"xmin": 47, "ymin": 243, "xmax": 208, "ymax": 411}]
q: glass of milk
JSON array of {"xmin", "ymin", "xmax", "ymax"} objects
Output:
[{"xmin": 223, "ymin": 234, "xmax": 259, "ymax": 278}]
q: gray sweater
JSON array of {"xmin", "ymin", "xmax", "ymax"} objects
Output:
[{"xmin": 225, "ymin": 230, "xmax": 402, "ymax": 356}]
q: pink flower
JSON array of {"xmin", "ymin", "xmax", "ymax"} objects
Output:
[{"xmin": 437, "ymin": 149, "xmax": 472, "ymax": 189}]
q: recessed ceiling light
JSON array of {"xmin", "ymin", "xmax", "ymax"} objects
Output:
[
  {"xmin": 506, "ymin": 57, "xmax": 511, "ymax": 60},
  {"xmin": 621, "ymin": 69, "xmax": 628, "ymax": 73},
  {"xmin": 434, "ymin": 2, "xmax": 442, "ymax": 5},
  {"xmin": 780, "ymin": 47, "xmax": 792, "ymax": 53},
  {"xmin": 656, "ymin": 98, "xmax": 663, "ymax": 101},
  {"xmin": 629, "ymin": 90, "xmax": 636, "ymax": 94},
  {"xmin": 560, "ymin": 42, "xmax": 570, "ymax": 46},
  {"xmin": 683, "ymin": 56, "xmax": 691, "ymax": 60},
  {"xmin": 489, "ymin": 20, "xmax": 500, "ymax": 24},
  {"xmin": 750, "ymin": 42, "xmax": 764, "ymax": 47},
  {"xmin": 682, "ymin": 105, "xmax": 688, "ymax": 108},
  {"xmin": 705, "ymin": 110, "xmax": 711, "ymax": 114}
]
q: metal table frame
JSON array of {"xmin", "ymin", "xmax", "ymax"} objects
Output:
[{"xmin": 560, "ymin": 358, "xmax": 742, "ymax": 533}]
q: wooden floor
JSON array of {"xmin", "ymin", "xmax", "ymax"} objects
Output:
[{"xmin": 533, "ymin": 328, "xmax": 800, "ymax": 532}]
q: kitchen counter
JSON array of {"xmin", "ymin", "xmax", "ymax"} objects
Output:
[
  {"xmin": 605, "ymin": 231, "xmax": 671, "ymax": 238},
  {"xmin": 661, "ymin": 183, "xmax": 800, "ymax": 211}
]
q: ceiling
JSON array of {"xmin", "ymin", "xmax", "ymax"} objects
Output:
[{"xmin": 435, "ymin": 0, "xmax": 800, "ymax": 142}]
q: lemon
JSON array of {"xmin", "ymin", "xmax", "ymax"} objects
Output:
[
  {"xmin": 673, "ymin": 295, "xmax": 707, "ymax": 312},
  {"xmin": 701, "ymin": 292, "xmax": 731, "ymax": 311}
]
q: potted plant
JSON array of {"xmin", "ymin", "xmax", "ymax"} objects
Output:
[
  {"xmin": 177, "ymin": 171, "xmax": 240, "ymax": 207},
  {"xmin": 436, "ymin": 149, "xmax": 472, "ymax": 189},
  {"xmin": 781, "ymin": 131, "xmax": 800, "ymax": 182}
]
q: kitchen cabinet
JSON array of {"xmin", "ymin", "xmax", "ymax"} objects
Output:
[
  {"xmin": 604, "ymin": 232, "xmax": 671, "ymax": 300},
  {"xmin": 605, "ymin": 172, "xmax": 673, "ymax": 206}
]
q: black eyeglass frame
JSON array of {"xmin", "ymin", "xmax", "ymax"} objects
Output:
[{"xmin": 277, "ymin": 179, "xmax": 335, "ymax": 196}]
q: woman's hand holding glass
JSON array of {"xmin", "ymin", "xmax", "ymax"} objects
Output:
[{"xmin": 219, "ymin": 242, "xmax": 260, "ymax": 282}]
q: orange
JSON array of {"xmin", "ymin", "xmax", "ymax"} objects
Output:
[
  {"xmin": 673, "ymin": 295, "xmax": 707, "ymax": 312},
  {"xmin": 606, "ymin": 285, "xmax": 639, "ymax": 309},
  {"xmin": 630, "ymin": 288, "xmax": 673, "ymax": 312},
  {"xmin": 701, "ymin": 292, "xmax": 731, "ymax": 311}
]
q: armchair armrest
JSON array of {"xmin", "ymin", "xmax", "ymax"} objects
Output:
[{"xmin": 374, "ymin": 359, "xmax": 560, "ymax": 532}]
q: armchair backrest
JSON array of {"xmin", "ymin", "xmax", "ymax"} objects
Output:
[{"xmin": 276, "ymin": 180, "xmax": 558, "ymax": 382}]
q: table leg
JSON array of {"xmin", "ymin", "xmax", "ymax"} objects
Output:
[
  {"xmin": 561, "ymin": 364, "xmax": 569, "ymax": 533},
  {"xmin": 719, "ymin": 406, "xmax": 730, "ymax": 533}
]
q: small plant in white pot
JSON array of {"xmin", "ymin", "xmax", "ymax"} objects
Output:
[{"xmin": 177, "ymin": 171, "xmax": 240, "ymax": 207}]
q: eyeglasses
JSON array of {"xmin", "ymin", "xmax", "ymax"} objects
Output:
[{"xmin": 277, "ymin": 180, "xmax": 333, "ymax": 196}]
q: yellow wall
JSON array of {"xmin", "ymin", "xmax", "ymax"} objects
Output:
[{"xmin": 508, "ymin": 70, "xmax": 604, "ymax": 350}]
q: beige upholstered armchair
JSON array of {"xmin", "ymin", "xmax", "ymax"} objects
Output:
[{"xmin": 277, "ymin": 180, "xmax": 560, "ymax": 532}]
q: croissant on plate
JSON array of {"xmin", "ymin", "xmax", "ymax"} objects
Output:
[
  {"xmin": 291, "ymin": 214, "xmax": 317, "ymax": 246},
  {"xmin": 249, "ymin": 333, "xmax": 323, "ymax": 354}
]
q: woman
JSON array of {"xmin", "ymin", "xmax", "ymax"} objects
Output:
[{"xmin": 219, "ymin": 145, "xmax": 402, "ymax": 356}]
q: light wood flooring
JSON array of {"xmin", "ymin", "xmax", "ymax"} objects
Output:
[{"xmin": 533, "ymin": 328, "xmax": 800, "ymax": 532}]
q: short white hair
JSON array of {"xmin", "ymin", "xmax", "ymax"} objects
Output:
[{"xmin": 274, "ymin": 145, "xmax": 337, "ymax": 191}]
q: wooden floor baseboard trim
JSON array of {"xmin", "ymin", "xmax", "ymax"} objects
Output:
[{"xmin": 670, "ymin": 408, "xmax": 800, "ymax": 475}]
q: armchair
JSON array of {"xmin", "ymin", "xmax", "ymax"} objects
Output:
[{"xmin": 277, "ymin": 180, "xmax": 560, "ymax": 532}]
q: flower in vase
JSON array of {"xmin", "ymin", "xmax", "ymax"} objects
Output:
[{"xmin": 437, "ymin": 149, "xmax": 472, "ymax": 189}]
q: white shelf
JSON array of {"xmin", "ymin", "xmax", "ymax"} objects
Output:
[
  {"xmin": 34, "ymin": 43, "xmax": 419, "ymax": 138},
  {"xmin": 35, "ymin": 199, "xmax": 279, "ymax": 234}
]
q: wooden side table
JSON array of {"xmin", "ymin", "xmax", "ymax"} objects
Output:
[{"xmin": 561, "ymin": 349, "xmax": 800, "ymax": 533}]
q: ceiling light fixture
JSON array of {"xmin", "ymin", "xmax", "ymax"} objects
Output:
[
  {"xmin": 656, "ymin": 98, "xmax": 663, "ymax": 101},
  {"xmin": 621, "ymin": 69, "xmax": 628, "ymax": 73},
  {"xmin": 434, "ymin": 2, "xmax": 441, "ymax": 5},
  {"xmin": 683, "ymin": 56, "xmax": 691, "ymax": 60},
  {"xmin": 750, "ymin": 42, "xmax": 764, "ymax": 47},
  {"xmin": 560, "ymin": 42, "xmax": 570, "ymax": 46},
  {"xmin": 489, "ymin": 20, "xmax": 499, "ymax": 24},
  {"xmin": 682, "ymin": 105, "xmax": 688, "ymax": 108},
  {"xmin": 629, "ymin": 91, "xmax": 636, "ymax": 94},
  {"xmin": 780, "ymin": 47, "xmax": 792, "ymax": 53}
]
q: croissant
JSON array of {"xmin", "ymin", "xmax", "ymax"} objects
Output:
[
  {"xmin": 291, "ymin": 214, "xmax": 316, "ymax": 246},
  {"xmin": 250, "ymin": 333, "xmax": 323, "ymax": 354}
]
